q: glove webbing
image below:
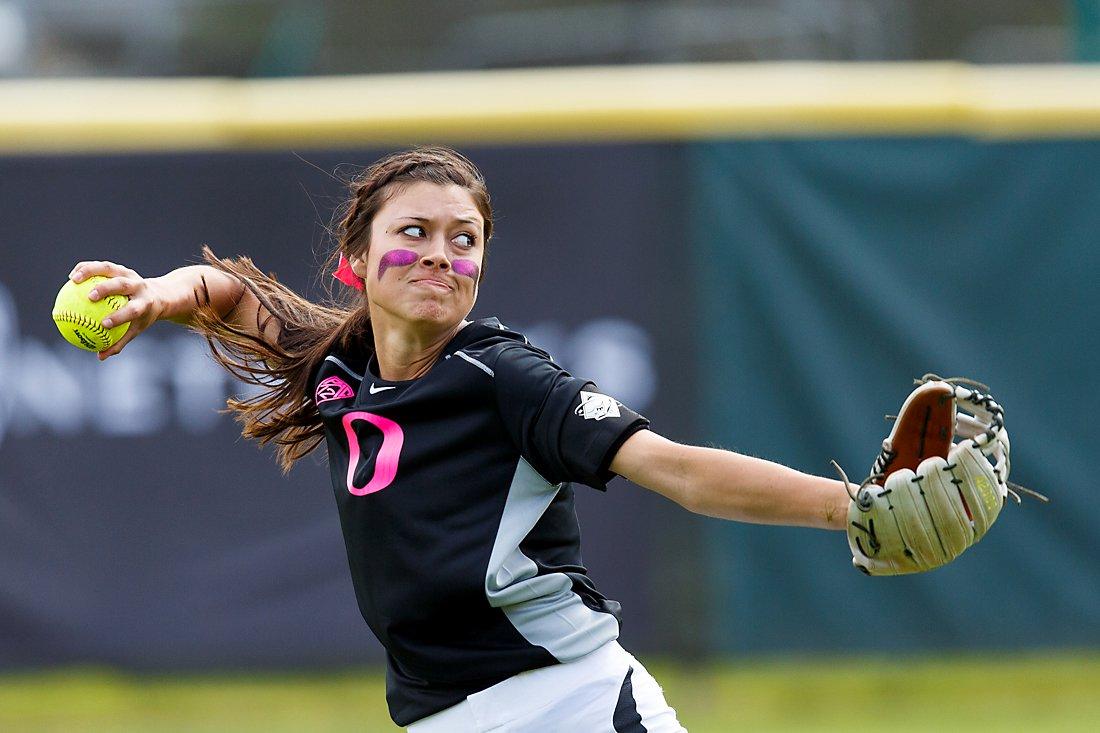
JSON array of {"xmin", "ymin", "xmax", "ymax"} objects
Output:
[{"xmin": 918, "ymin": 374, "xmax": 1047, "ymax": 504}]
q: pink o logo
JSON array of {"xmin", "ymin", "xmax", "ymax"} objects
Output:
[{"xmin": 342, "ymin": 411, "xmax": 404, "ymax": 496}]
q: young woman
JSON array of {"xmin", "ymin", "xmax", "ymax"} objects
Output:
[{"xmin": 68, "ymin": 147, "xmax": 854, "ymax": 732}]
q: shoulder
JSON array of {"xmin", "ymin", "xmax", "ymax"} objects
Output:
[
  {"xmin": 454, "ymin": 318, "xmax": 560, "ymax": 378},
  {"xmin": 311, "ymin": 335, "xmax": 371, "ymax": 389}
]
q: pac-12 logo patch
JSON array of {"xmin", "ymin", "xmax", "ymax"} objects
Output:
[
  {"xmin": 575, "ymin": 391, "xmax": 621, "ymax": 421},
  {"xmin": 316, "ymin": 375, "xmax": 355, "ymax": 404}
]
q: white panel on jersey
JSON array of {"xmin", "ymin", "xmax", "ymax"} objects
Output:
[{"xmin": 484, "ymin": 458, "xmax": 619, "ymax": 662}]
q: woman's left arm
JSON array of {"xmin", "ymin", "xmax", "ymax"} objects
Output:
[{"xmin": 609, "ymin": 429, "xmax": 849, "ymax": 531}]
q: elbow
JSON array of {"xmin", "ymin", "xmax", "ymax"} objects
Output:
[
  {"xmin": 673, "ymin": 447, "xmax": 715, "ymax": 515},
  {"xmin": 668, "ymin": 473, "xmax": 707, "ymax": 515},
  {"xmin": 624, "ymin": 434, "xmax": 710, "ymax": 515},
  {"xmin": 663, "ymin": 447, "xmax": 708, "ymax": 515},
  {"xmin": 678, "ymin": 485, "xmax": 720, "ymax": 518}
]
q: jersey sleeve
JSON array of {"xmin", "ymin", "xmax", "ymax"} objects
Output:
[{"xmin": 491, "ymin": 344, "xmax": 649, "ymax": 490}]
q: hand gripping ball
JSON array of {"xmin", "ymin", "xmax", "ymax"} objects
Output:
[{"xmin": 52, "ymin": 276, "xmax": 130, "ymax": 352}]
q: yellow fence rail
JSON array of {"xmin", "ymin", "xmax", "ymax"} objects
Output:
[{"xmin": 5, "ymin": 63, "xmax": 1100, "ymax": 154}]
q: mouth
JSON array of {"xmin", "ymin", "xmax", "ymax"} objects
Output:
[{"xmin": 409, "ymin": 278, "xmax": 454, "ymax": 292}]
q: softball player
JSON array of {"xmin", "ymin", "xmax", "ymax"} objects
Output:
[{"xmin": 68, "ymin": 147, "xmax": 857, "ymax": 732}]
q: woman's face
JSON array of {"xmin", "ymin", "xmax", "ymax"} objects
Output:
[{"xmin": 350, "ymin": 181, "xmax": 485, "ymax": 330}]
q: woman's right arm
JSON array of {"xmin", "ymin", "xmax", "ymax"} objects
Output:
[
  {"xmin": 67, "ymin": 260, "xmax": 278, "ymax": 361},
  {"xmin": 609, "ymin": 428, "xmax": 851, "ymax": 531}
]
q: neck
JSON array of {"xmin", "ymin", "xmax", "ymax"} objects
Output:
[{"xmin": 371, "ymin": 312, "xmax": 468, "ymax": 381}]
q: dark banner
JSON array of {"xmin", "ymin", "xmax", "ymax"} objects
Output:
[
  {"xmin": 691, "ymin": 138, "xmax": 1099, "ymax": 652},
  {"xmin": 0, "ymin": 145, "xmax": 702, "ymax": 668},
  {"xmin": 9, "ymin": 137, "xmax": 1089, "ymax": 669}
]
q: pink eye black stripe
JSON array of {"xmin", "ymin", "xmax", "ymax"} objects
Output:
[
  {"xmin": 452, "ymin": 259, "xmax": 480, "ymax": 280},
  {"xmin": 378, "ymin": 249, "xmax": 419, "ymax": 279}
]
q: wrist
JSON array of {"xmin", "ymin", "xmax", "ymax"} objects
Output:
[
  {"xmin": 148, "ymin": 274, "xmax": 191, "ymax": 324},
  {"xmin": 827, "ymin": 479, "xmax": 851, "ymax": 531}
]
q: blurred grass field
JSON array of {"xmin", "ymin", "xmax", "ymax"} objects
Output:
[{"xmin": 2, "ymin": 652, "xmax": 1097, "ymax": 732}]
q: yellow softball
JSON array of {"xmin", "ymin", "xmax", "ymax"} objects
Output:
[{"xmin": 52, "ymin": 276, "xmax": 130, "ymax": 352}]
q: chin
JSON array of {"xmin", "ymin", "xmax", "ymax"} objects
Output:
[{"xmin": 406, "ymin": 301, "xmax": 461, "ymax": 325}]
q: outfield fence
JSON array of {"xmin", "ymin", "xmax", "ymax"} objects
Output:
[{"xmin": 1, "ymin": 64, "xmax": 1095, "ymax": 670}]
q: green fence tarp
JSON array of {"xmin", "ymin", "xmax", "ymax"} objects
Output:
[{"xmin": 691, "ymin": 139, "xmax": 1098, "ymax": 652}]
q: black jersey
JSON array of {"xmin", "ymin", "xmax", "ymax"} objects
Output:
[{"xmin": 311, "ymin": 318, "xmax": 649, "ymax": 725}]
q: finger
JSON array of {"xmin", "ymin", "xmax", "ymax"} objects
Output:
[
  {"xmin": 846, "ymin": 501, "xmax": 877, "ymax": 573},
  {"xmin": 851, "ymin": 556, "xmax": 874, "ymax": 575},
  {"xmin": 68, "ymin": 261, "xmax": 110, "ymax": 282},
  {"xmin": 100, "ymin": 299, "xmax": 149, "ymax": 329},
  {"xmin": 847, "ymin": 498, "xmax": 922, "ymax": 575},
  {"xmin": 70, "ymin": 260, "xmax": 139, "ymax": 283},
  {"xmin": 97, "ymin": 323, "xmax": 142, "ymax": 360},
  {"xmin": 859, "ymin": 555, "xmax": 922, "ymax": 576},
  {"xmin": 68, "ymin": 262, "xmax": 92, "ymax": 281},
  {"xmin": 87, "ymin": 276, "xmax": 140, "ymax": 302},
  {"xmin": 852, "ymin": 469, "xmax": 935, "ymax": 574},
  {"xmin": 71, "ymin": 262, "xmax": 120, "ymax": 283},
  {"xmin": 949, "ymin": 442, "xmax": 1004, "ymax": 540},
  {"xmin": 917, "ymin": 455, "xmax": 974, "ymax": 560},
  {"xmin": 847, "ymin": 514, "xmax": 913, "ymax": 576},
  {"xmin": 884, "ymin": 468, "xmax": 946, "ymax": 568}
]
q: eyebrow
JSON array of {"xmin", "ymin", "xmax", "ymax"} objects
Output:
[{"xmin": 397, "ymin": 215, "xmax": 481, "ymax": 226}]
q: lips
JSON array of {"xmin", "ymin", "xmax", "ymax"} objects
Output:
[{"xmin": 409, "ymin": 277, "xmax": 453, "ymax": 291}]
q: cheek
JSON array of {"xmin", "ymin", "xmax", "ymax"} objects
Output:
[
  {"xmin": 377, "ymin": 249, "xmax": 419, "ymax": 280},
  {"xmin": 452, "ymin": 258, "xmax": 480, "ymax": 280}
]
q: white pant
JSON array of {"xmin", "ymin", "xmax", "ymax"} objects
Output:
[{"xmin": 407, "ymin": 642, "xmax": 686, "ymax": 732}]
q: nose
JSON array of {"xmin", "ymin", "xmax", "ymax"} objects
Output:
[
  {"xmin": 420, "ymin": 255, "xmax": 449, "ymax": 271},
  {"xmin": 419, "ymin": 236, "xmax": 451, "ymax": 271}
]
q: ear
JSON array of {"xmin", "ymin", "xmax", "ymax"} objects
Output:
[{"xmin": 348, "ymin": 253, "xmax": 369, "ymax": 279}]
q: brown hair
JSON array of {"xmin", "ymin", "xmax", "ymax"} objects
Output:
[{"xmin": 190, "ymin": 146, "xmax": 493, "ymax": 473}]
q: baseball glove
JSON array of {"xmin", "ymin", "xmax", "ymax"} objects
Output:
[{"xmin": 835, "ymin": 375, "xmax": 1044, "ymax": 576}]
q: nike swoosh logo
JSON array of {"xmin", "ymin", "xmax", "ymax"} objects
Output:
[{"xmin": 369, "ymin": 384, "xmax": 396, "ymax": 394}]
